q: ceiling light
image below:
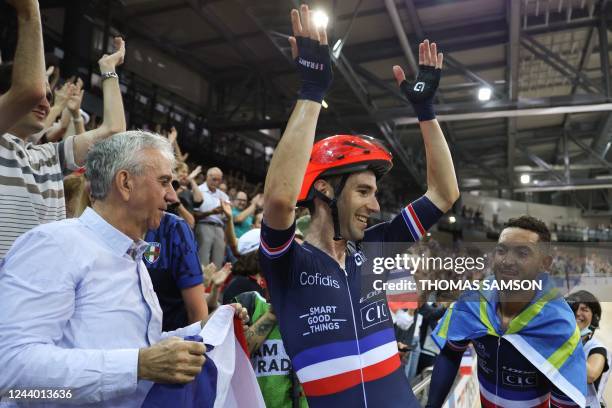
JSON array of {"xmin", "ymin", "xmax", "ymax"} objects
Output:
[
  {"xmin": 312, "ymin": 10, "xmax": 329, "ymax": 28},
  {"xmin": 478, "ymin": 87, "xmax": 492, "ymax": 101},
  {"xmin": 321, "ymin": 99, "xmax": 329, "ymax": 109},
  {"xmin": 332, "ymin": 39, "xmax": 343, "ymax": 59},
  {"xmin": 520, "ymin": 174, "xmax": 531, "ymax": 184},
  {"xmin": 333, "ymin": 39, "xmax": 342, "ymax": 52},
  {"xmin": 449, "ymin": 216, "xmax": 456, "ymax": 224}
]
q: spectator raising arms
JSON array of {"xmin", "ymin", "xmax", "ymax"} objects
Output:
[
  {"xmin": 0, "ymin": 34, "xmax": 127, "ymax": 258},
  {"xmin": 0, "ymin": 0, "xmax": 46, "ymax": 136}
]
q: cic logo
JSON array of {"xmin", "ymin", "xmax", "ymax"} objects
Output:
[{"xmin": 360, "ymin": 300, "xmax": 389, "ymax": 329}]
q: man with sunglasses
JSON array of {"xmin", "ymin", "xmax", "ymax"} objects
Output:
[
  {"xmin": 0, "ymin": 15, "xmax": 127, "ymax": 259},
  {"xmin": 259, "ymin": 4, "xmax": 459, "ymax": 407}
]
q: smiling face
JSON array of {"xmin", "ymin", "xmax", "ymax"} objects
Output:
[
  {"xmin": 9, "ymin": 83, "xmax": 52, "ymax": 139},
  {"xmin": 492, "ymin": 227, "xmax": 550, "ymax": 283},
  {"xmin": 336, "ymin": 171, "xmax": 380, "ymax": 242},
  {"xmin": 233, "ymin": 191, "xmax": 248, "ymax": 210},
  {"xmin": 574, "ymin": 303, "xmax": 593, "ymax": 331},
  {"xmin": 126, "ymin": 148, "xmax": 178, "ymax": 234}
]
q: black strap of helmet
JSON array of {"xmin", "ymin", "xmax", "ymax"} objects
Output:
[{"xmin": 313, "ymin": 174, "xmax": 349, "ymax": 241}]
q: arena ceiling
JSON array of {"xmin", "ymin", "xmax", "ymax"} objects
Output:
[{"xmin": 35, "ymin": 0, "xmax": 612, "ymax": 212}]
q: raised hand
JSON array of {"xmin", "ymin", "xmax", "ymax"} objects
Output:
[
  {"xmin": 167, "ymin": 126, "xmax": 178, "ymax": 145},
  {"xmin": 393, "ymin": 39, "xmax": 443, "ymax": 121},
  {"xmin": 46, "ymin": 65, "xmax": 60, "ymax": 91},
  {"xmin": 98, "ymin": 37, "xmax": 125, "ymax": 73},
  {"xmin": 66, "ymin": 78, "xmax": 84, "ymax": 115},
  {"xmin": 220, "ymin": 200, "xmax": 233, "ymax": 218},
  {"xmin": 212, "ymin": 262, "xmax": 232, "ymax": 286},
  {"xmin": 252, "ymin": 193, "xmax": 264, "ymax": 208},
  {"xmin": 287, "ymin": 4, "xmax": 332, "ymax": 103},
  {"xmin": 202, "ymin": 262, "xmax": 217, "ymax": 286},
  {"xmin": 53, "ymin": 82, "xmax": 72, "ymax": 109},
  {"xmin": 188, "ymin": 165, "xmax": 202, "ymax": 181}
]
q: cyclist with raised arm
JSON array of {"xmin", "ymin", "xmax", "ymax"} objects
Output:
[{"xmin": 259, "ymin": 4, "xmax": 459, "ymax": 407}]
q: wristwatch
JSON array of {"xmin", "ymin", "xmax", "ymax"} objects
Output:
[{"xmin": 101, "ymin": 71, "xmax": 118, "ymax": 81}]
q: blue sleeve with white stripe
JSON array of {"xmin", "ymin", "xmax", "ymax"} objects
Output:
[
  {"xmin": 259, "ymin": 220, "xmax": 297, "ymax": 279},
  {"xmin": 363, "ymin": 195, "xmax": 443, "ymax": 243}
]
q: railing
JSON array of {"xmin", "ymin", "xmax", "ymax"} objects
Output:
[{"xmin": 411, "ymin": 366, "xmax": 433, "ymax": 405}]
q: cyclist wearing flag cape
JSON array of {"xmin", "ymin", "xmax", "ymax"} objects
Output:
[
  {"xmin": 427, "ymin": 216, "xmax": 587, "ymax": 408},
  {"xmin": 259, "ymin": 4, "xmax": 459, "ymax": 407}
]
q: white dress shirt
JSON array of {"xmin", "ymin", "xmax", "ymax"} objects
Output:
[
  {"xmin": 197, "ymin": 182, "xmax": 229, "ymax": 226},
  {"xmin": 0, "ymin": 207, "xmax": 201, "ymax": 407}
]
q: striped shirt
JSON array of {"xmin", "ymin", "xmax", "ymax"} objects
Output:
[{"xmin": 0, "ymin": 133, "xmax": 77, "ymax": 258}]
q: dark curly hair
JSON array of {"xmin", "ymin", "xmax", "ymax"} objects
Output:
[
  {"xmin": 233, "ymin": 251, "xmax": 260, "ymax": 277},
  {"xmin": 565, "ymin": 290, "xmax": 601, "ymax": 330},
  {"xmin": 504, "ymin": 215, "xmax": 551, "ymax": 243}
]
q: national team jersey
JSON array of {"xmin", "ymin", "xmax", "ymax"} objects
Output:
[
  {"xmin": 447, "ymin": 337, "xmax": 580, "ymax": 408},
  {"xmin": 259, "ymin": 196, "xmax": 443, "ymax": 407},
  {"xmin": 144, "ymin": 212, "xmax": 203, "ymax": 331}
]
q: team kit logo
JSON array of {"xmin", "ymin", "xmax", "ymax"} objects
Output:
[
  {"xmin": 360, "ymin": 299, "xmax": 389, "ymax": 329},
  {"xmin": 143, "ymin": 242, "xmax": 161, "ymax": 264}
]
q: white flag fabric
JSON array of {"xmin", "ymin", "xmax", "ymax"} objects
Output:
[{"xmin": 200, "ymin": 305, "xmax": 266, "ymax": 408}]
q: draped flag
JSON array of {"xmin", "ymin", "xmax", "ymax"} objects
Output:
[
  {"xmin": 432, "ymin": 274, "xmax": 587, "ymax": 407},
  {"xmin": 143, "ymin": 306, "xmax": 266, "ymax": 408}
]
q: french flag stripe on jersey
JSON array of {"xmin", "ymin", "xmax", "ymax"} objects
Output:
[
  {"xmin": 260, "ymin": 234, "xmax": 294, "ymax": 258},
  {"xmin": 401, "ymin": 203, "xmax": 426, "ymax": 240},
  {"xmin": 479, "ymin": 385, "xmax": 550, "ymax": 408},
  {"xmin": 550, "ymin": 393, "xmax": 581, "ymax": 408},
  {"xmin": 298, "ymin": 341, "xmax": 400, "ymax": 396},
  {"xmin": 478, "ymin": 375, "xmax": 550, "ymax": 408},
  {"xmin": 292, "ymin": 328, "xmax": 395, "ymax": 370}
]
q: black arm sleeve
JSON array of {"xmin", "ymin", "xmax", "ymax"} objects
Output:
[
  {"xmin": 589, "ymin": 347, "xmax": 610, "ymax": 372},
  {"xmin": 425, "ymin": 344, "xmax": 464, "ymax": 408}
]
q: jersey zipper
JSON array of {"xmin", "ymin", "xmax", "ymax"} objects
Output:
[{"xmin": 341, "ymin": 266, "xmax": 368, "ymax": 408}]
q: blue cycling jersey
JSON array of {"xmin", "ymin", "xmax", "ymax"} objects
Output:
[
  {"xmin": 428, "ymin": 282, "xmax": 585, "ymax": 408},
  {"xmin": 445, "ymin": 337, "xmax": 580, "ymax": 408},
  {"xmin": 259, "ymin": 196, "xmax": 442, "ymax": 407}
]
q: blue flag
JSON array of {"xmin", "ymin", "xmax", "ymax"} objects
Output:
[{"xmin": 432, "ymin": 274, "xmax": 587, "ymax": 407}]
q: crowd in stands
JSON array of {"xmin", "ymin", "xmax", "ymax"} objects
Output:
[{"xmin": 0, "ymin": 2, "xmax": 609, "ymax": 406}]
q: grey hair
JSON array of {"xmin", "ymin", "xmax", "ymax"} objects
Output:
[
  {"xmin": 85, "ymin": 130, "xmax": 176, "ymax": 200},
  {"xmin": 207, "ymin": 166, "xmax": 222, "ymax": 177}
]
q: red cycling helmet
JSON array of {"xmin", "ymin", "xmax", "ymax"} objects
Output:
[{"xmin": 297, "ymin": 135, "xmax": 393, "ymax": 205}]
